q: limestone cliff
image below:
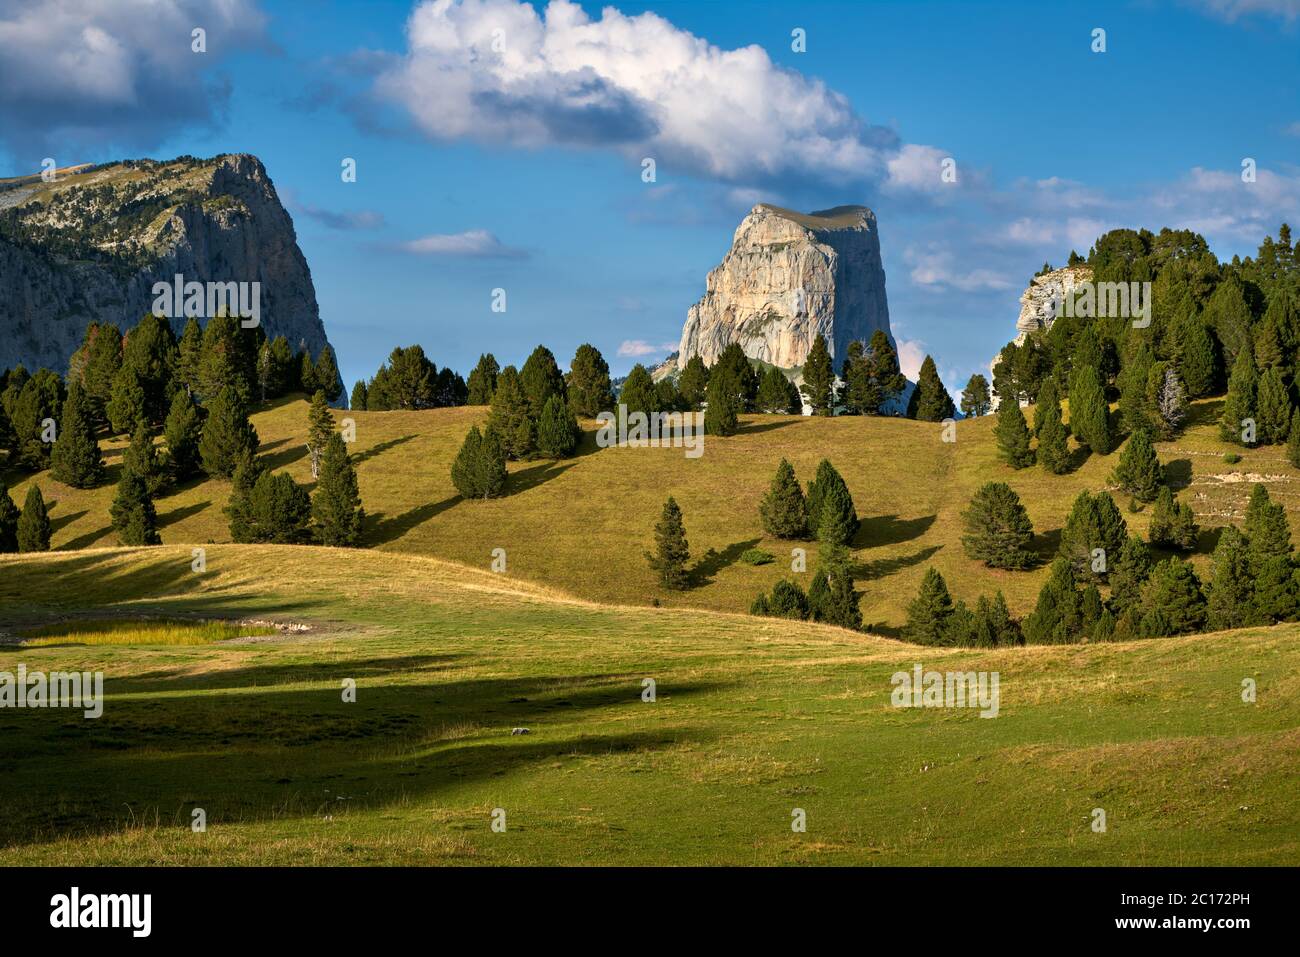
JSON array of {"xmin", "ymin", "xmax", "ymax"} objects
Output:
[
  {"xmin": 0, "ymin": 153, "xmax": 333, "ymax": 373},
  {"xmin": 1014, "ymin": 264, "xmax": 1094, "ymax": 344},
  {"xmin": 676, "ymin": 203, "xmax": 891, "ymax": 371}
]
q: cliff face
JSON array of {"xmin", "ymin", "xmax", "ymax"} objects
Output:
[
  {"xmin": 0, "ymin": 153, "xmax": 332, "ymax": 373},
  {"xmin": 677, "ymin": 203, "xmax": 891, "ymax": 370},
  {"xmin": 1014, "ymin": 264, "xmax": 1094, "ymax": 344}
]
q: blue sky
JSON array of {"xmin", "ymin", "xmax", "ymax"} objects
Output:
[{"xmin": 2, "ymin": 0, "xmax": 1298, "ymax": 395}]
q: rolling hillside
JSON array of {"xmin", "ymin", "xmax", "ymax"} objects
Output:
[{"xmin": 5, "ymin": 394, "xmax": 1299, "ymax": 631}]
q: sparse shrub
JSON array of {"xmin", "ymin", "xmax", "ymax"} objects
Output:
[{"xmin": 740, "ymin": 548, "xmax": 774, "ymax": 566}]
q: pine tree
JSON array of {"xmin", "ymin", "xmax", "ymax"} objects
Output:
[
  {"xmin": 1207, "ymin": 526, "xmax": 1255, "ymax": 631},
  {"xmin": 123, "ymin": 421, "xmax": 165, "ymax": 496},
  {"xmin": 839, "ymin": 341, "xmax": 873, "ymax": 414},
  {"xmin": 312, "ymin": 432, "xmax": 364, "ymax": 545},
  {"xmin": 907, "ymin": 355, "xmax": 955, "ymax": 421},
  {"xmin": 757, "ymin": 366, "xmax": 800, "ymax": 413},
  {"xmin": 350, "ymin": 380, "xmax": 369, "ymax": 412},
  {"xmin": 749, "ymin": 592, "xmax": 772, "ymax": 616},
  {"xmin": 703, "ymin": 369, "xmax": 740, "ymax": 436},
  {"xmin": 805, "ymin": 459, "xmax": 858, "ymax": 543},
  {"xmin": 520, "ymin": 345, "xmax": 566, "ymax": 416},
  {"xmin": 299, "ymin": 350, "xmax": 319, "ymax": 396},
  {"xmin": 177, "ymin": 318, "xmax": 203, "ymax": 395},
  {"xmin": 1176, "ymin": 315, "xmax": 1218, "ymax": 398},
  {"xmin": 647, "ymin": 496, "xmax": 690, "ymax": 589},
  {"xmin": 0, "ymin": 480, "xmax": 19, "ymax": 552},
  {"xmin": 199, "ymin": 385, "xmax": 259, "ymax": 478},
  {"xmin": 16, "ymin": 485, "xmax": 51, "ymax": 552},
  {"xmin": 1033, "ymin": 376, "xmax": 1061, "ymax": 436},
  {"xmin": 1147, "ymin": 486, "xmax": 1198, "ymax": 550},
  {"xmin": 904, "ymin": 568, "xmax": 954, "ymax": 645},
  {"xmin": 815, "ymin": 481, "xmax": 858, "ymax": 547},
  {"xmin": 119, "ymin": 312, "xmax": 177, "ymax": 423},
  {"xmin": 807, "ymin": 568, "xmax": 830, "ymax": 622},
  {"xmin": 960, "ymin": 374, "xmax": 991, "ymax": 417},
  {"xmin": 820, "ymin": 565, "xmax": 862, "ymax": 630},
  {"xmin": 162, "ymin": 388, "xmax": 202, "ymax": 481},
  {"xmin": 198, "ymin": 313, "xmax": 251, "ymax": 404},
  {"xmin": 487, "ymin": 366, "xmax": 535, "ymax": 459},
  {"xmin": 50, "ymin": 382, "xmax": 104, "ymax": 488},
  {"xmin": 759, "ymin": 459, "xmax": 808, "ymax": 538},
  {"xmin": 678, "ymin": 355, "xmax": 709, "ymax": 409},
  {"xmin": 110, "ymin": 467, "xmax": 161, "ymax": 546},
  {"xmin": 993, "ymin": 396, "xmax": 1035, "ymax": 468},
  {"xmin": 81, "ymin": 321, "xmax": 122, "ymax": 427},
  {"xmin": 450, "ymin": 426, "xmax": 507, "ymax": 500},
  {"xmin": 767, "ymin": 580, "xmax": 809, "ymax": 619},
  {"xmin": 106, "ymin": 363, "xmax": 148, "ymax": 436},
  {"xmin": 864, "ymin": 330, "xmax": 906, "ymax": 413},
  {"xmin": 1144, "ymin": 362, "xmax": 1188, "ymax": 440},
  {"xmin": 1255, "ymin": 366, "xmax": 1291, "ymax": 445},
  {"xmin": 1117, "ymin": 343, "xmax": 1155, "ymax": 436},
  {"xmin": 1023, "ymin": 557, "xmax": 1083, "ymax": 644},
  {"xmin": 1108, "ymin": 535, "xmax": 1152, "ymax": 615},
  {"xmin": 1110, "ymin": 428, "xmax": 1164, "ymax": 502},
  {"xmin": 619, "ymin": 364, "xmax": 659, "ymax": 416},
  {"xmin": 466, "ymin": 353, "xmax": 499, "ymax": 405},
  {"xmin": 1068, "ymin": 364, "xmax": 1111, "ymax": 454},
  {"xmin": 306, "ymin": 390, "xmax": 334, "ymax": 479},
  {"xmin": 1220, "ymin": 345, "xmax": 1258, "ymax": 444},
  {"xmin": 566, "ymin": 344, "xmax": 613, "ymax": 417},
  {"xmin": 1035, "ymin": 386, "xmax": 1071, "ymax": 474},
  {"xmin": 536, "ymin": 393, "xmax": 580, "ymax": 458},
  {"xmin": 801, "ymin": 334, "xmax": 835, "ymax": 415},
  {"xmin": 1251, "ymin": 554, "xmax": 1298, "ymax": 623},
  {"xmin": 1059, "ymin": 490, "xmax": 1128, "ymax": 581},
  {"xmin": 961, "ymin": 482, "xmax": 1037, "ymax": 569},
  {"xmin": 248, "ymin": 471, "xmax": 312, "ymax": 543},
  {"xmin": 314, "ymin": 346, "xmax": 342, "ymax": 402},
  {"xmin": 225, "ymin": 450, "xmax": 267, "ymax": 543},
  {"xmin": 1138, "ymin": 558, "xmax": 1206, "ymax": 636},
  {"xmin": 11, "ymin": 369, "xmax": 64, "ymax": 471},
  {"xmin": 1243, "ymin": 483, "xmax": 1291, "ymax": 567}
]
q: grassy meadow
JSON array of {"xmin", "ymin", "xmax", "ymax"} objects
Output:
[{"xmin": 1, "ymin": 546, "xmax": 1296, "ymax": 865}]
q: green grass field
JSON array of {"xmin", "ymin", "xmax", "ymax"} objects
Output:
[{"xmin": 1, "ymin": 545, "xmax": 1296, "ymax": 865}]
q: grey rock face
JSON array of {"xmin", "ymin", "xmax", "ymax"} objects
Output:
[
  {"xmin": 677, "ymin": 203, "xmax": 891, "ymax": 371},
  {"xmin": 0, "ymin": 153, "xmax": 332, "ymax": 373}
]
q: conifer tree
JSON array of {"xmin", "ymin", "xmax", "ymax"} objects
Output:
[
  {"xmin": 805, "ymin": 459, "xmax": 858, "ymax": 543},
  {"xmin": 1288, "ymin": 409, "xmax": 1300, "ymax": 468},
  {"xmin": 50, "ymin": 382, "xmax": 104, "ymax": 488},
  {"xmin": 1147, "ymin": 487, "xmax": 1198, "ymax": 550},
  {"xmin": 619, "ymin": 364, "xmax": 659, "ymax": 416},
  {"xmin": 1059, "ymin": 490, "xmax": 1127, "ymax": 581},
  {"xmin": 907, "ymin": 355, "xmax": 955, "ymax": 421},
  {"xmin": 1254, "ymin": 366, "xmax": 1291, "ymax": 445},
  {"xmin": 198, "ymin": 313, "xmax": 251, "ymax": 403},
  {"xmin": 1117, "ymin": 343, "xmax": 1155, "ymax": 436},
  {"xmin": 839, "ymin": 341, "xmax": 873, "ymax": 414},
  {"xmin": 110, "ymin": 466, "xmax": 161, "ymax": 546},
  {"xmin": 314, "ymin": 346, "xmax": 342, "ymax": 402},
  {"xmin": 961, "ymin": 482, "xmax": 1037, "ymax": 569},
  {"xmin": 647, "ymin": 496, "xmax": 690, "ymax": 589},
  {"xmin": 801, "ymin": 334, "xmax": 835, "ymax": 415},
  {"xmin": 124, "ymin": 420, "xmax": 165, "ymax": 496},
  {"xmin": 16, "ymin": 485, "xmax": 51, "ymax": 552},
  {"xmin": 177, "ymin": 318, "xmax": 203, "ymax": 395},
  {"xmin": 536, "ymin": 393, "xmax": 580, "ymax": 458},
  {"xmin": 119, "ymin": 312, "xmax": 177, "ymax": 423},
  {"xmin": 199, "ymin": 385, "xmax": 259, "ymax": 478},
  {"xmin": 567, "ymin": 344, "xmax": 614, "ymax": 417},
  {"xmin": 1243, "ymin": 483, "xmax": 1291, "ymax": 567},
  {"xmin": 807, "ymin": 568, "xmax": 830, "ymax": 622},
  {"xmin": 713, "ymin": 343, "xmax": 759, "ymax": 412},
  {"xmin": 703, "ymin": 370, "xmax": 740, "ymax": 436},
  {"xmin": 1175, "ymin": 315, "xmax": 1218, "ymax": 398},
  {"xmin": 864, "ymin": 329, "xmax": 906, "ymax": 413},
  {"xmin": 487, "ymin": 366, "xmax": 536, "ymax": 459},
  {"xmin": 81, "ymin": 321, "xmax": 122, "ymax": 427},
  {"xmin": 162, "ymin": 388, "xmax": 202, "ymax": 481},
  {"xmin": 466, "ymin": 353, "xmax": 499, "ymax": 405},
  {"xmin": 749, "ymin": 592, "xmax": 772, "ymax": 616},
  {"xmin": 1036, "ymin": 385, "xmax": 1071, "ymax": 474},
  {"xmin": 1107, "ymin": 535, "xmax": 1152, "ymax": 615},
  {"xmin": 1138, "ymin": 558, "xmax": 1206, "ymax": 636},
  {"xmin": 993, "ymin": 396, "xmax": 1035, "ymax": 468},
  {"xmin": 0, "ymin": 480, "xmax": 19, "ymax": 552},
  {"xmin": 313, "ymin": 432, "xmax": 364, "ymax": 545},
  {"xmin": 678, "ymin": 355, "xmax": 709, "ymax": 410},
  {"xmin": 820, "ymin": 565, "xmax": 862, "ymax": 630},
  {"xmin": 960, "ymin": 374, "xmax": 991, "ymax": 417},
  {"xmin": 1219, "ymin": 345, "xmax": 1258, "ymax": 444},
  {"xmin": 904, "ymin": 568, "xmax": 954, "ymax": 645},
  {"xmin": 1145, "ymin": 362, "xmax": 1188, "ymax": 440},
  {"xmin": 306, "ymin": 390, "xmax": 335, "ymax": 479},
  {"xmin": 225, "ymin": 450, "xmax": 268, "ymax": 543},
  {"xmin": 1023, "ymin": 557, "xmax": 1083, "ymax": 644},
  {"xmin": 520, "ymin": 345, "xmax": 566, "ymax": 416},
  {"xmin": 1207, "ymin": 526, "xmax": 1255, "ymax": 631},
  {"xmin": 767, "ymin": 580, "xmax": 809, "ymax": 619},
  {"xmin": 350, "ymin": 380, "xmax": 369, "ymax": 412},
  {"xmin": 243, "ymin": 470, "xmax": 312, "ymax": 543},
  {"xmin": 1068, "ymin": 364, "xmax": 1111, "ymax": 454},
  {"xmin": 757, "ymin": 366, "xmax": 800, "ymax": 413},
  {"xmin": 1110, "ymin": 428, "xmax": 1164, "ymax": 502},
  {"xmin": 106, "ymin": 363, "xmax": 148, "ymax": 436},
  {"xmin": 11, "ymin": 369, "xmax": 64, "ymax": 470},
  {"xmin": 759, "ymin": 459, "xmax": 808, "ymax": 538},
  {"xmin": 1033, "ymin": 376, "xmax": 1062, "ymax": 436},
  {"xmin": 1251, "ymin": 553, "xmax": 1298, "ymax": 623},
  {"xmin": 299, "ymin": 350, "xmax": 319, "ymax": 396},
  {"xmin": 450, "ymin": 426, "xmax": 507, "ymax": 500}
]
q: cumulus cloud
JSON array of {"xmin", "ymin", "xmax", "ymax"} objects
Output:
[
  {"xmin": 286, "ymin": 194, "xmax": 386, "ymax": 231},
  {"xmin": 396, "ymin": 228, "xmax": 527, "ymax": 257},
  {"xmin": 617, "ymin": 339, "xmax": 676, "ymax": 358},
  {"xmin": 1188, "ymin": 0, "xmax": 1300, "ymax": 22},
  {"xmin": 0, "ymin": 0, "xmax": 269, "ymax": 159},
  {"xmin": 894, "ymin": 338, "xmax": 927, "ymax": 382},
  {"xmin": 368, "ymin": 0, "xmax": 946, "ymax": 190}
]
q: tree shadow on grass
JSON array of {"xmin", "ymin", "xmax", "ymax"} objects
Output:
[
  {"xmin": 508, "ymin": 460, "xmax": 576, "ymax": 495},
  {"xmin": 260, "ymin": 442, "xmax": 307, "ymax": 473},
  {"xmin": 157, "ymin": 499, "xmax": 210, "ymax": 528},
  {"xmin": 49, "ymin": 509, "xmax": 88, "ymax": 534},
  {"xmin": 1035, "ymin": 527, "xmax": 1062, "ymax": 561},
  {"xmin": 1067, "ymin": 444, "xmax": 1092, "ymax": 472},
  {"xmin": 853, "ymin": 544, "xmax": 942, "ymax": 580},
  {"xmin": 1187, "ymin": 398, "xmax": 1224, "ymax": 429},
  {"xmin": 853, "ymin": 514, "xmax": 935, "ymax": 549},
  {"xmin": 691, "ymin": 538, "xmax": 761, "ymax": 586},
  {"xmin": 740, "ymin": 417, "xmax": 801, "ymax": 436},
  {"xmin": 60, "ymin": 525, "xmax": 115, "ymax": 551},
  {"xmin": 365, "ymin": 496, "xmax": 459, "ymax": 546},
  {"xmin": 352, "ymin": 434, "xmax": 416, "ymax": 466}
]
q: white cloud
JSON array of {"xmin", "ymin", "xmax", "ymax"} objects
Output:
[
  {"xmin": 396, "ymin": 228, "xmax": 526, "ymax": 257},
  {"xmin": 370, "ymin": 0, "xmax": 945, "ymax": 189},
  {"xmin": 1189, "ymin": 0, "xmax": 1300, "ymax": 22},
  {"xmin": 617, "ymin": 339, "xmax": 676, "ymax": 357},
  {"xmin": 895, "ymin": 338, "xmax": 927, "ymax": 382},
  {"xmin": 0, "ymin": 0, "xmax": 269, "ymax": 156},
  {"xmin": 907, "ymin": 244, "xmax": 1015, "ymax": 292}
]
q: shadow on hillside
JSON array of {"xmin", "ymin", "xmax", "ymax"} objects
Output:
[
  {"xmin": 1035, "ymin": 528, "xmax": 1062, "ymax": 560},
  {"xmin": 864, "ymin": 621, "xmax": 904, "ymax": 641},
  {"xmin": 508, "ymin": 460, "xmax": 576, "ymax": 494},
  {"xmin": 854, "ymin": 544, "xmax": 941, "ymax": 580},
  {"xmin": 854, "ymin": 513, "xmax": 934, "ymax": 548},
  {"xmin": 692, "ymin": 538, "xmax": 761, "ymax": 586},
  {"xmin": 352, "ymin": 434, "xmax": 416, "ymax": 465},
  {"xmin": 366, "ymin": 496, "xmax": 459, "ymax": 546},
  {"xmin": 1187, "ymin": 398, "xmax": 1224, "ymax": 429},
  {"xmin": 0, "ymin": 662, "xmax": 728, "ymax": 850},
  {"xmin": 1066, "ymin": 444, "xmax": 1092, "ymax": 471},
  {"xmin": 260, "ymin": 441, "xmax": 307, "ymax": 473},
  {"xmin": 1164, "ymin": 459, "xmax": 1193, "ymax": 490},
  {"xmin": 1195, "ymin": 524, "xmax": 1224, "ymax": 555},
  {"xmin": 158, "ymin": 499, "xmax": 210, "ymax": 528},
  {"xmin": 49, "ymin": 508, "xmax": 88, "ymax": 534},
  {"xmin": 741, "ymin": 417, "xmax": 801, "ymax": 436},
  {"xmin": 61, "ymin": 525, "xmax": 114, "ymax": 551}
]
